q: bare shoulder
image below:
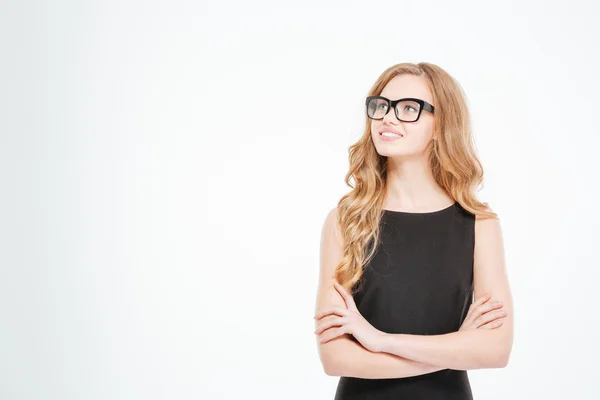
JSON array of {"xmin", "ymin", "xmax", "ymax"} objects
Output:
[
  {"xmin": 474, "ymin": 203, "xmax": 506, "ymax": 274},
  {"xmin": 321, "ymin": 206, "xmax": 343, "ymax": 248},
  {"xmin": 475, "ymin": 203, "xmax": 502, "ymax": 239},
  {"xmin": 319, "ymin": 206, "xmax": 343, "ymax": 277},
  {"xmin": 315, "ymin": 206, "xmax": 345, "ymax": 311}
]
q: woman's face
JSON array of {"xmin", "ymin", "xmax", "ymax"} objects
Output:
[{"xmin": 370, "ymin": 74, "xmax": 436, "ymax": 158}]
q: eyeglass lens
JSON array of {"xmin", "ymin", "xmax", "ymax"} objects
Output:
[{"xmin": 367, "ymin": 98, "xmax": 421, "ymax": 121}]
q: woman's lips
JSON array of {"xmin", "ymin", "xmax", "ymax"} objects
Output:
[{"xmin": 379, "ymin": 131, "xmax": 404, "ymax": 141}]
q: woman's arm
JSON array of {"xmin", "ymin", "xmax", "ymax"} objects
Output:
[
  {"xmin": 377, "ymin": 206, "xmax": 514, "ymax": 370},
  {"xmin": 315, "ymin": 207, "xmax": 444, "ymax": 378},
  {"xmin": 318, "ymin": 334, "xmax": 444, "ymax": 378}
]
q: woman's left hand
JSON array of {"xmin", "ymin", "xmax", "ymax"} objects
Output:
[{"xmin": 314, "ymin": 280, "xmax": 387, "ymax": 353}]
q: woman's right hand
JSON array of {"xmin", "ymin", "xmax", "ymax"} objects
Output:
[{"xmin": 459, "ymin": 292, "xmax": 507, "ymax": 331}]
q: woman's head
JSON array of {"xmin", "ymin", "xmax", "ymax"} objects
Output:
[
  {"xmin": 334, "ymin": 62, "xmax": 497, "ymax": 294},
  {"xmin": 368, "ymin": 73, "xmax": 437, "ymax": 159}
]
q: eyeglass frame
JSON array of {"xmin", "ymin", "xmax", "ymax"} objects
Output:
[{"xmin": 365, "ymin": 95, "xmax": 435, "ymax": 122}]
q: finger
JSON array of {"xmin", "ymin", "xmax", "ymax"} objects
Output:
[
  {"xmin": 474, "ymin": 309, "xmax": 507, "ymax": 328},
  {"xmin": 333, "ymin": 280, "xmax": 358, "ymax": 311},
  {"xmin": 464, "ymin": 306, "xmax": 503, "ymax": 329},
  {"xmin": 475, "ymin": 300, "xmax": 504, "ymax": 316},
  {"xmin": 464, "ymin": 294, "xmax": 490, "ymax": 324},
  {"xmin": 474, "ymin": 292, "xmax": 491, "ymax": 304},
  {"xmin": 314, "ymin": 316, "xmax": 345, "ymax": 335},
  {"xmin": 466, "ymin": 299, "xmax": 502, "ymax": 323},
  {"xmin": 318, "ymin": 327, "xmax": 347, "ymax": 343},
  {"xmin": 479, "ymin": 318, "xmax": 505, "ymax": 330},
  {"xmin": 314, "ymin": 306, "xmax": 349, "ymax": 319},
  {"xmin": 467, "ymin": 293, "xmax": 491, "ymax": 314}
]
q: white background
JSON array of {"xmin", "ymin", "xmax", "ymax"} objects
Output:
[{"xmin": 2, "ymin": 1, "xmax": 600, "ymax": 399}]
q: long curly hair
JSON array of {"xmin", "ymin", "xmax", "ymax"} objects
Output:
[{"xmin": 335, "ymin": 62, "xmax": 498, "ymax": 295}]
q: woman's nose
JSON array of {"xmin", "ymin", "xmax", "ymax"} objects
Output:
[{"xmin": 382, "ymin": 107, "xmax": 400, "ymax": 124}]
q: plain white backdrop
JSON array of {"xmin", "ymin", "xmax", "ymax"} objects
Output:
[{"xmin": 1, "ymin": 0, "xmax": 599, "ymax": 399}]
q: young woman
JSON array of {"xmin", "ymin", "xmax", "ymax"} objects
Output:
[{"xmin": 313, "ymin": 62, "xmax": 514, "ymax": 399}]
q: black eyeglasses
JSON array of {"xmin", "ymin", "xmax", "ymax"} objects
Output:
[{"xmin": 365, "ymin": 96, "xmax": 435, "ymax": 122}]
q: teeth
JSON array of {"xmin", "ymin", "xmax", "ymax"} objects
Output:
[{"xmin": 381, "ymin": 131, "xmax": 403, "ymax": 137}]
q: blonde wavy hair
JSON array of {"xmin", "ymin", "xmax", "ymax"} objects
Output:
[{"xmin": 335, "ymin": 62, "xmax": 498, "ymax": 295}]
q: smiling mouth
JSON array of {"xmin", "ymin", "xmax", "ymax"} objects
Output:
[{"xmin": 380, "ymin": 131, "xmax": 404, "ymax": 138}]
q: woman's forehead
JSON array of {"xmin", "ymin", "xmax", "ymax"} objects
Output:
[{"xmin": 380, "ymin": 74, "xmax": 433, "ymax": 103}]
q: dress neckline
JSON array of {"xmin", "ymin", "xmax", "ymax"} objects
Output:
[{"xmin": 382, "ymin": 201, "xmax": 458, "ymax": 216}]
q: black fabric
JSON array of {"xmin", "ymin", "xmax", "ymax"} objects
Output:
[{"xmin": 334, "ymin": 201, "xmax": 476, "ymax": 400}]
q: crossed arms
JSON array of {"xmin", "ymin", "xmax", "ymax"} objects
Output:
[{"xmin": 314, "ymin": 206, "xmax": 514, "ymax": 378}]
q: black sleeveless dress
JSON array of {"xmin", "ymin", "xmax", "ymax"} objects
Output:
[{"xmin": 334, "ymin": 201, "xmax": 476, "ymax": 400}]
